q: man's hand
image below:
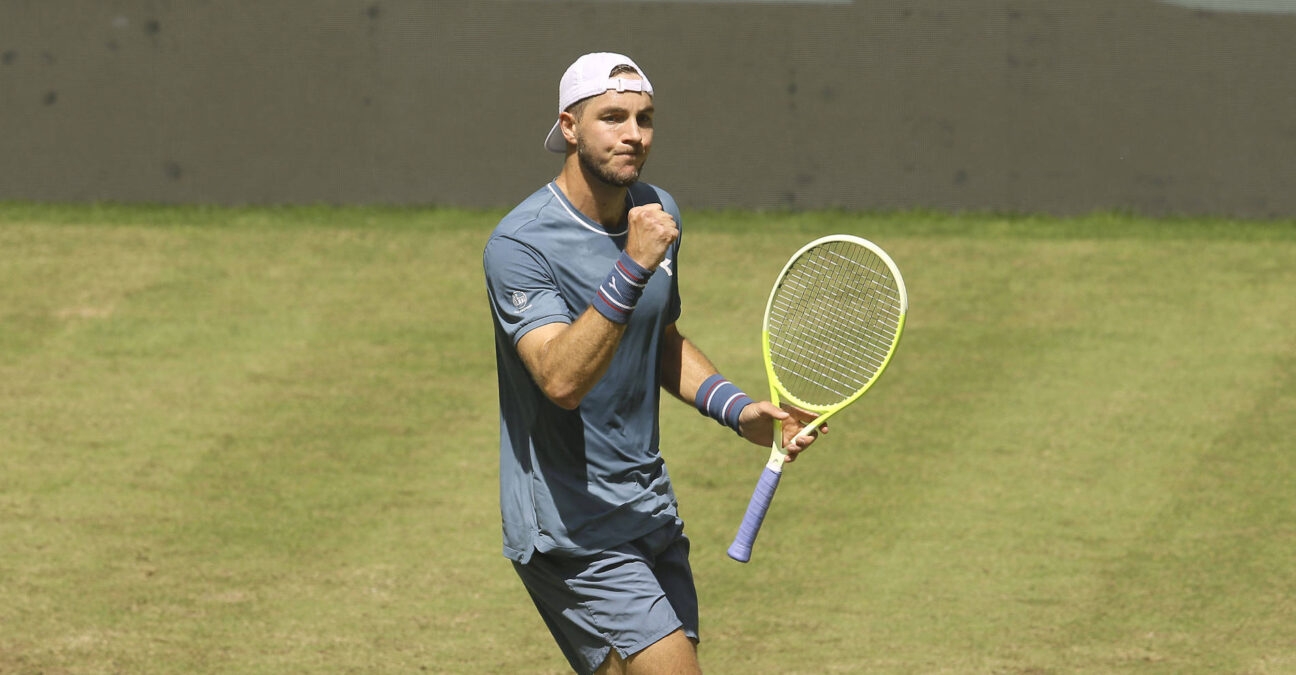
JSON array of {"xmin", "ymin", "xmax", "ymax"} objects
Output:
[
  {"xmin": 736, "ymin": 402, "xmax": 826, "ymax": 461},
  {"xmin": 625, "ymin": 203, "xmax": 678, "ymax": 271}
]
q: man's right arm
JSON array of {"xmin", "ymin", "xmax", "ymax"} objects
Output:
[
  {"xmin": 516, "ymin": 309, "xmax": 627, "ymax": 410},
  {"xmin": 509, "ymin": 202, "xmax": 679, "ymax": 410},
  {"xmin": 518, "ymin": 202, "xmax": 679, "ymax": 409}
]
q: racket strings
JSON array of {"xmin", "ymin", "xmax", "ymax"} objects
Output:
[{"xmin": 767, "ymin": 243, "xmax": 903, "ymax": 406}]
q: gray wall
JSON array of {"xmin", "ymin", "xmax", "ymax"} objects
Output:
[{"xmin": 3, "ymin": 1, "xmax": 1295, "ymax": 217}]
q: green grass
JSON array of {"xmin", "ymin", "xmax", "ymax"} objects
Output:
[{"xmin": 2, "ymin": 203, "xmax": 1294, "ymax": 673}]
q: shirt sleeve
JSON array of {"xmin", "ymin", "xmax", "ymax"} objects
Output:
[
  {"xmin": 483, "ymin": 235, "xmax": 573, "ymax": 345},
  {"xmin": 661, "ymin": 194, "xmax": 683, "ymax": 324}
]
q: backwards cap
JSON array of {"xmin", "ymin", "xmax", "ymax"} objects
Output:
[{"xmin": 543, "ymin": 52, "xmax": 654, "ymax": 153}]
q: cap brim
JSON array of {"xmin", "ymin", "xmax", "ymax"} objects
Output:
[{"xmin": 544, "ymin": 120, "xmax": 566, "ymax": 153}]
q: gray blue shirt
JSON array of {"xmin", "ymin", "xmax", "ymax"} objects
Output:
[{"xmin": 483, "ymin": 181, "xmax": 683, "ymax": 563}]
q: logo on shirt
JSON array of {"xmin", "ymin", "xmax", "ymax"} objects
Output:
[
  {"xmin": 510, "ymin": 290, "xmax": 530, "ymax": 311},
  {"xmin": 660, "ymin": 258, "xmax": 674, "ymax": 277}
]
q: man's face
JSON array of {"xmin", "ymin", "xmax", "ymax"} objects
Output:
[{"xmin": 570, "ymin": 82, "xmax": 654, "ymax": 188}]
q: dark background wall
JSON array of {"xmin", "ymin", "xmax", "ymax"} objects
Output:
[{"xmin": 3, "ymin": 1, "xmax": 1294, "ymax": 217}]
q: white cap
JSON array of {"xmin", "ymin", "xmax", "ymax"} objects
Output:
[{"xmin": 543, "ymin": 52, "xmax": 654, "ymax": 153}]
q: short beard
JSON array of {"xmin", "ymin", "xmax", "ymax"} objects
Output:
[{"xmin": 576, "ymin": 137, "xmax": 641, "ymax": 189}]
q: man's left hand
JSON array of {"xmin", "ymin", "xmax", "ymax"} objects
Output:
[{"xmin": 736, "ymin": 402, "xmax": 826, "ymax": 461}]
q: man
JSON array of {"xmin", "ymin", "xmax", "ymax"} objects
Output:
[{"xmin": 483, "ymin": 52, "xmax": 820, "ymax": 674}]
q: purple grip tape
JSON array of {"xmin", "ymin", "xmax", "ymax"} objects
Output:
[{"xmin": 727, "ymin": 466, "xmax": 783, "ymax": 563}]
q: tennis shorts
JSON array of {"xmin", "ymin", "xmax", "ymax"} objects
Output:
[{"xmin": 512, "ymin": 518, "xmax": 700, "ymax": 675}]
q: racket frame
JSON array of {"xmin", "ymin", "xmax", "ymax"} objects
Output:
[{"xmin": 728, "ymin": 234, "xmax": 907, "ymax": 562}]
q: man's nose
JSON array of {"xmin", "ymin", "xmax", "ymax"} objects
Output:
[{"xmin": 624, "ymin": 120, "xmax": 644, "ymax": 145}]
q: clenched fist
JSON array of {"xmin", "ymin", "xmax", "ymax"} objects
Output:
[{"xmin": 625, "ymin": 203, "xmax": 678, "ymax": 271}]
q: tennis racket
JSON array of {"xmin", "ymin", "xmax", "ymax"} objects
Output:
[{"xmin": 727, "ymin": 235, "xmax": 907, "ymax": 563}]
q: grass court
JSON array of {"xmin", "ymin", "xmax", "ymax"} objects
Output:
[{"xmin": 2, "ymin": 203, "xmax": 1294, "ymax": 673}]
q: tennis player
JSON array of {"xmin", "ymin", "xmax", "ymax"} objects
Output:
[{"xmin": 483, "ymin": 52, "xmax": 820, "ymax": 674}]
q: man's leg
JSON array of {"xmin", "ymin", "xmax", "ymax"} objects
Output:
[
  {"xmin": 595, "ymin": 630, "xmax": 700, "ymax": 675},
  {"xmin": 512, "ymin": 519, "xmax": 699, "ymax": 675}
]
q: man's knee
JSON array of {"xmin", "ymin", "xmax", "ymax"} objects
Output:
[{"xmin": 595, "ymin": 630, "xmax": 700, "ymax": 675}]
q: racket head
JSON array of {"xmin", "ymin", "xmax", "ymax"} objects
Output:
[{"xmin": 761, "ymin": 235, "xmax": 907, "ymax": 415}]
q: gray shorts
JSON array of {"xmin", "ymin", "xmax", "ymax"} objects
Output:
[{"xmin": 512, "ymin": 518, "xmax": 700, "ymax": 675}]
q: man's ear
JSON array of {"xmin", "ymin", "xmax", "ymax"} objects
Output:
[{"xmin": 559, "ymin": 111, "xmax": 579, "ymax": 146}]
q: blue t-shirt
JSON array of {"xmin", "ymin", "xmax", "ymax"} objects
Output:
[{"xmin": 483, "ymin": 181, "xmax": 684, "ymax": 563}]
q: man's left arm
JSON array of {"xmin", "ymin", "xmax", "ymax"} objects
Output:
[{"xmin": 659, "ymin": 323, "xmax": 820, "ymax": 459}]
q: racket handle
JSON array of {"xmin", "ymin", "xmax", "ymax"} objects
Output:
[{"xmin": 727, "ymin": 466, "xmax": 783, "ymax": 563}]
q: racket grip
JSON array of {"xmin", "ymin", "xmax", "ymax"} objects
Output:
[{"xmin": 727, "ymin": 466, "xmax": 783, "ymax": 563}]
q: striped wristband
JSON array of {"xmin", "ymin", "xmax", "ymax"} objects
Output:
[
  {"xmin": 591, "ymin": 251, "xmax": 651, "ymax": 324},
  {"xmin": 695, "ymin": 374, "xmax": 754, "ymax": 435}
]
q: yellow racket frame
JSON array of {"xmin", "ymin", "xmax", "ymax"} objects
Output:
[{"xmin": 760, "ymin": 234, "xmax": 908, "ymax": 472}]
